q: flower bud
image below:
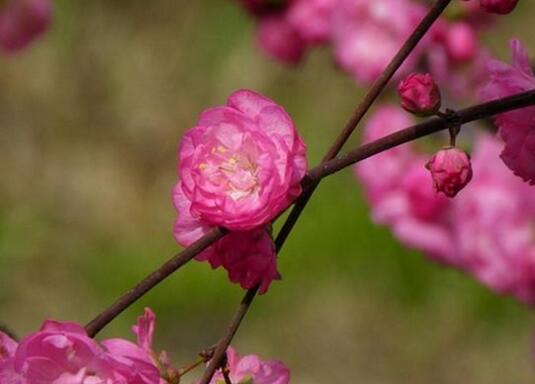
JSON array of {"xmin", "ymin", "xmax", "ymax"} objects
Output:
[
  {"xmin": 480, "ymin": 0, "xmax": 519, "ymax": 14},
  {"xmin": 398, "ymin": 73, "xmax": 442, "ymax": 117},
  {"xmin": 426, "ymin": 147, "xmax": 473, "ymax": 197}
]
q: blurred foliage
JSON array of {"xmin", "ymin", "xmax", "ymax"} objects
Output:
[{"xmin": 1, "ymin": 1, "xmax": 535, "ymax": 383}]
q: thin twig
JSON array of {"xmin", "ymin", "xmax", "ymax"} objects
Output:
[
  {"xmin": 197, "ymin": 0, "xmax": 453, "ymax": 382},
  {"xmin": 179, "ymin": 358, "xmax": 205, "ymax": 377}
]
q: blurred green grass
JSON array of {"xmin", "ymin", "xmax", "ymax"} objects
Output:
[{"xmin": 1, "ymin": 1, "xmax": 535, "ymax": 382}]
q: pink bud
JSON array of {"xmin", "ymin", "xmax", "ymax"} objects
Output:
[
  {"xmin": 398, "ymin": 73, "xmax": 442, "ymax": 117},
  {"xmin": 426, "ymin": 147, "xmax": 473, "ymax": 198},
  {"xmin": 480, "ymin": 0, "xmax": 519, "ymax": 14}
]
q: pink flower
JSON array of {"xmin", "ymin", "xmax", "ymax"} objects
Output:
[
  {"xmin": 426, "ymin": 147, "xmax": 473, "ymax": 197},
  {"xmin": 481, "ymin": 39, "xmax": 535, "ymax": 185},
  {"xmin": 177, "ymin": 89, "xmax": 307, "ymax": 231},
  {"xmin": 173, "ymin": 182, "xmax": 280, "ymax": 293},
  {"xmin": 480, "ymin": 0, "xmax": 519, "ymax": 14},
  {"xmin": 453, "ymin": 135, "xmax": 535, "ymax": 304},
  {"xmin": 1, "ymin": 310, "xmax": 167, "ymax": 383},
  {"xmin": 257, "ymin": 15, "xmax": 306, "ymax": 65},
  {"xmin": 174, "ymin": 89, "xmax": 305, "ymax": 293},
  {"xmin": 332, "ymin": 0, "xmax": 425, "ymax": 84},
  {"xmin": 215, "ymin": 228, "xmax": 280, "ymax": 294},
  {"xmin": 287, "ymin": 0, "xmax": 336, "ymax": 44},
  {"xmin": 13, "ymin": 321, "xmax": 118, "ymax": 383},
  {"xmin": 210, "ymin": 347, "xmax": 290, "ymax": 384},
  {"xmin": 101, "ymin": 338, "xmax": 161, "ymax": 384},
  {"xmin": 398, "ymin": 73, "xmax": 442, "ymax": 116},
  {"xmin": 0, "ymin": 0, "xmax": 51, "ymax": 53}
]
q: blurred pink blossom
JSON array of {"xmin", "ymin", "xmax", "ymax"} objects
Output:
[
  {"xmin": 287, "ymin": 0, "xmax": 336, "ymax": 44},
  {"xmin": 210, "ymin": 347, "xmax": 290, "ymax": 384},
  {"xmin": 426, "ymin": 147, "xmax": 473, "ymax": 197},
  {"xmin": 257, "ymin": 15, "xmax": 306, "ymax": 65},
  {"xmin": 445, "ymin": 22, "xmax": 479, "ymax": 63},
  {"xmin": 332, "ymin": 0, "xmax": 425, "ymax": 84},
  {"xmin": 356, "ymin": 106, "xmax": 419, "ymax": 204},
  {"xmin": 356, "ymin": 108, "xmax": 535, "ymax": 303},
  {"xmin": 355, "ymin": 107, "xmax": 455, "ymax": 262},
  {"xmin": 398, "ymin": 73, "xmax": 442, "ymax": 116},
  {"xmin": 454, "ymin": 135, "xmax": 535, "ymax": 304},
  {"xmin": 0, "ymin": 0, "xmax": 51, "ymax": 53},
  {"xmin": 481, "ymin": 39, "xmax": 535, "ymax": 185}
]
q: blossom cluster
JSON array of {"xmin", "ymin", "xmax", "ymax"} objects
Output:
[
  {"xmin": 173, "ymin": 89, "xmax": 307, "ymax": 294},
  {"xmin": 0, "ymin": 0, "xmax": 52, "ymax": 53},
  {"xmin": 235, "ymin": 0, "xmax": 506, "ymax": 92},
  {"xmin": 0, "ymin": 309, "xmax": 164, "ymax": 383},
  {"xmin": 0, "ymin": 309, "xmax": 290, "ymax": 384},
  {"xmin": 356, "ymin": 106, "xmax": 535, "ymax": 304}
]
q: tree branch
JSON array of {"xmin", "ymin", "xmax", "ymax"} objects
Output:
[
  {"xmin": 85, "ymin": 89, "xmax": 535, "ymax": 339},
  {"xmin": 85, "ymin": 228, "xmax": 227, "ymax": 337},
  {"xmin": 196, "ymin": 89, "xmax": 535, "ymax": 383},
  {"xmin": 197, "ymin": 0, "xmax": 453, "ymax": 382}
]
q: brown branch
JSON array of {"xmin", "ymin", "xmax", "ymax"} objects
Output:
[
  {"xmin": 309, "ymin": 90, "xmax": 535, "ymax": 181},
  {"xmin": 197, "ymin": 0, "xmax": 453, "ymax": 382},
  {"xmin": 85, "ymin": 228, "xmax": 227, "ymax": 337},
  {"xmin": 84, "ymin": 89, "xmax": 535, "ymax": 339},
  {"xmin": 196, "ymin": 89, "xmax": 535, "ymax": 383},
  {"xmin": 273, "ymin": 0, "xmax": 454, "ymax": 266}
]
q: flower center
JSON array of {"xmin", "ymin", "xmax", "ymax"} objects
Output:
[{"xmin": 199, "ymin": 145, "xmax": 259, "ymax": 201}]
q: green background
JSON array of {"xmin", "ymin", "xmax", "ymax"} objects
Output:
[{"xmin": 1, "ymin": 1, "xmax": 534, "ymax": 382}]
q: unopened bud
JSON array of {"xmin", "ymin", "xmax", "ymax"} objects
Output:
[
  {"xmin": 426, "ymin": 147, "xmax": 473, "ymax": 197},
  {"xmin": 398, "ymin": 73, "xmax": 442, "ymax": 117}
]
